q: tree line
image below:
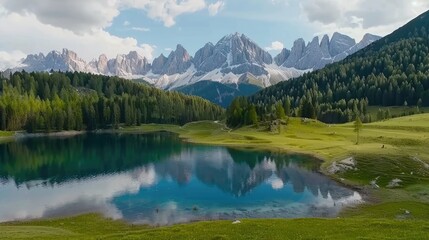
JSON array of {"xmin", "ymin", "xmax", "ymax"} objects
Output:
[{"xmin": 0, "ymin": 71, "xmax": 224, "ymax": 132}]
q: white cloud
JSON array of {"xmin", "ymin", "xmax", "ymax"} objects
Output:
[
  {"xmin": 300, "ymin": 0, "xmax": 429, "ymax": 40},
  {"xmin": 0, "ymin": 0, "xmax": 211, "ymax": 33},
  {"xmin": 132, "ymin": 27, "xmax": 151, "ymax": 32},
  {"xmin": 265, "ymin": 41, "xmax": 284, "ymax": 51},
  {"xmin": 0, "ymin": 11, "xmax": 155, "ymax": 69},
  {"xmin": 0, "ymin": 0, "xmax": 120, "ymax": 34},
  {"xmin": 208, "ymin": 1, "xmax": 225, "ymax": 16},
  {"xmin": 0, "ymin": 0, "xmax": 220, "ymax": 69},
  {"xmin": 0, "ymin": 50, "xmax": 26, "ymax": 70},
  {"xmin": 269, "ymin": 178, "xmax": 284, "ymax": 190},
  {"xmin": 0, "ymin": 0, "xmax": 234, "ymax": 70},
  {"xmin": 300, "ymin": 0, "xmax": 344, "ymax": 25},
  {"xmin": 122, "ymin": 0, "xmax": 207, "ymax": 27},
  {"xmin": 164, "ymin": 48, "xmax": 174, "ymax": 52},
  {"xmin": 0, "ymin": 166, "xmax": 156, "ymax": 222},
  {"xmin": 139, "ymin": 44, "xmax": 156, "ymax": 60}
]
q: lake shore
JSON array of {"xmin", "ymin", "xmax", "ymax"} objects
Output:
[
  {"xmin": 1, "ymin": 114, "xmax": 428, "ymax": 239},
  {"xmin": 2, "ymin": 115, "xmax": 429, "ymax": 194},
  {"xmin": 115, "ymin": 115, "xmax": 429, "ymax": 212},
  {"xmin": 1, "ymin": 205, "xmax": 429, "ymax": 239},
  {"xmin": 0, "ymin": 130, "xmax": 86, "ymax": 141},
  {"xmin": 14, "ymin": 130, "xmax": 86, "ymax": 139}
]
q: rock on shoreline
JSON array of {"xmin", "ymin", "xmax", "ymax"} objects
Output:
[{"xmin": 327, "ymin": 157, "xmax": 357, "ymax": 174}]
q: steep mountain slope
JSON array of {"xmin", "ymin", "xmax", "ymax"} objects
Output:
[
  {"xmin": 275, "ymin": 32, "xmax": 381, "ymax": 70},
  {"xmin": 5, "ymin": 32, "xmax": 380, "ymax": 107},
  {"xmin": 15, "ymin": 49, "xmax": 152, "ymax": 76},
  {"xmin": 145, "ymin": 33, "xmax": 304, "ymax": 90},
  {"xmin": 176, "ymin": 80, "xmax": 262, "ymax": 108},
  {"xmin": 243, "ymin": 10, "xmax": 429, "ymax": 123},
  {"xmin": 194, "ymin": 33, "xmax": 273, "ymax": 75},
  {"xmin": 8, "ymin": 33, "xmax": 378, "ymax": 88},
  {"xmin": 19, "ymin": 49, "xmax": 88, "ymax": 72},
  {"xmin": 151, "ymin": 44, "xmax": 192, "ymax": 75}
]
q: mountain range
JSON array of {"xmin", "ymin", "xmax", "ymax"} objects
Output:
[{"xmin": 6, "ymin": 32, "xmax": 380, "ymax": 107}]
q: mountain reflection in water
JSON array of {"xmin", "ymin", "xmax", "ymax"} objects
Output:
[{"xmin": 0, "ymin": 133, "xmax": 361, "ymax": 225}]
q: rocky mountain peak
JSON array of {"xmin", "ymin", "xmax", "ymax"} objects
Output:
[
  {"xmin": 42, "ymin": 50, "xmax": 71, "ymax": 72},
  {"xmin": 22, "ymin": 52, "xmax": 46, "ymax": 68},
  {"xmin": 282, "ymin": 38, "xmax": 306, "ymax": 68},
  {"xmin": 8, "ymin": 32, "xmax": 381, "ymax": 91},
  {"xmin": 329, "ymin": 32, "xmax": 356, "ymax": 57},
  {"xmin": 173, "ymin": 44, "xmax": 192, "ymax": 62},
  {"xmin": 153, "ymin": 44, "xmax": 192, "ymax": 75},
  {"xmin": 193, "ymin": 42, "xmax": 215, "ymax": 70},
  {"xmin": 62, "ymin": 48, "xmax": 79, "ymax": 60},
  {"xmin": 95, "ymin": 54, "xmax": 109, "ymax": 74},
  {"xmin": 126, "ymin": 51, "xmax": 141, "ymax": 60},
  {"xmin": 219, "ymin": 32, "xmax": 244, "ymax": 42},
  {"xmin": 277, "ymin": 32, "xmax": 380, "ymax": 70},
  {"xmin": 360, "ymin": 33, "xmax": 381, "ymax": 45},
  {"xmin": 274, "ymin": 48, "xmax": 291, "ymax": 66},
  {"xmin": 320, "ymin": 35, "xmax": 331, "ymax": 58},
  {"xmin": 107, "ymin": 51, "xmax": 150, "ymax": 76},
  {"xmin": 294, "ymin": 36, "xmax": 327, "ymax": 70},
  {"xmin": 99, "ymin": 54, "xmax": 108, "ymax": 61},
  {"xmin": 152, "ymin": 54, "xmax": 168, "ymax": 74},
  {"xmin": 193, "ymin": 32, "xmax": 272, "ymax": 76}
]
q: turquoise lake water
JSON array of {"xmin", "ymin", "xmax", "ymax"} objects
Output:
[{"xmin": 0, "ymin": 132, "xmax": 361, "ymax": 225}]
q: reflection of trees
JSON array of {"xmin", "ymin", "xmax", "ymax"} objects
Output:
[
  {"xmin": 0, "ymin": 133, "xmax": 355, "ymax": 200},
  {"xmin": 0, "ymin": 133, "xmax": 183, "ymax": 185}
]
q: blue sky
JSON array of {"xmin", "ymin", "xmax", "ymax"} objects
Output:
[
  {"xmin": 0, "ymin": 0, "xmax": 428, "ymax": 69},
  {"xmin": 107, "ymin": 1, "xmax": 313, "ymax": 56}
]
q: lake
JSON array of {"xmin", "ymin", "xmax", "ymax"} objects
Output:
[{"xmin": 0, "ymin": 132, "xmax": 361, "ymax": 225}]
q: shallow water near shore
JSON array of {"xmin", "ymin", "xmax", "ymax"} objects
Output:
[{"xmin": 0, "ymin": 132, "xmax": 361, "ymax": 225}]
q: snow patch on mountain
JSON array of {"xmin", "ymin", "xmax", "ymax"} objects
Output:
[{"xmin": 5, "ymin": 32, "xmax": 380, "ymax": 91}]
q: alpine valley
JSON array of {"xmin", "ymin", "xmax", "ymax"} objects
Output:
[
  {"xmin": 2, "ymin": 2, "xmax": 429, "ymax": 239},
  {"xmin": 7, "ymin": 32, "xmax": 380, "ymax": 107}
]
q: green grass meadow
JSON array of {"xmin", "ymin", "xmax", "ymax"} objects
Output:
[{"xmin": 2, "ymin": 210, "xmax": 429, "ymax": 240}]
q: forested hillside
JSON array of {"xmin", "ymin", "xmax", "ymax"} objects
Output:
[
  {"xmin": 176, "ymin": 80, "xmax": 262, "ymax": 108},
  {"xmin": 228, "ymin": 10, "xmax": 429, "ymax": 126},
  {"xmin": 0, "ymin": 71, "xmax": 224, "ymax": 132}
]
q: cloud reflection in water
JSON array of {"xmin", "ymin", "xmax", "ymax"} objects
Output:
[{"xmin": 0, "ymin": 133, "xmax": 362, "ymax": 225}]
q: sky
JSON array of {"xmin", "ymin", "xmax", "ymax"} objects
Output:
[{"xmin": 0, "ymin": 0, "xmax": 428, "ymax": 70}]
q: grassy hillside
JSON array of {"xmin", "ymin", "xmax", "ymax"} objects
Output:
[{"xmin": 2, "ymin": 206, "xmax": 429, "ymax": 240}]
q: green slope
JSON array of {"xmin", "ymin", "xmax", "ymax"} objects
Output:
[{"xmin": 248, "ymin": 10, "xmax": 429, "ymax": 123}]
